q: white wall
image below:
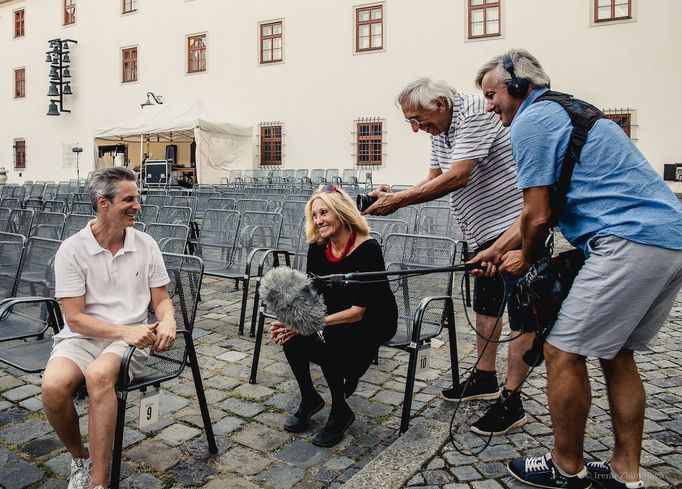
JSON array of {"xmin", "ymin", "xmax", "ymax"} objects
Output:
[{"xmin": 1, "ymin": 0, "xmax": 681, "ymax": 185}]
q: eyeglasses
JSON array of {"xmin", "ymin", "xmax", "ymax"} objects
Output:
[
  {"xmin": 405, "ymin": 118, "xmax": 422, "ymax": 130},
  {"xmin": 319, "ymin": 184, "xmax": 339, "ymax": 193}
]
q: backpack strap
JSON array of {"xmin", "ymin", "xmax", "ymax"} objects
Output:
[{"xmin": 532, "ymin": 90, "xmax": 605, "ymax": 227}]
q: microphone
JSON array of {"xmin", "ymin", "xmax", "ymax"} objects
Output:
[
  {"xmin": 523, "ymin": 334, "xmax": 546, "ymax": 367},
  {"xmin": 259, "ymin": 267, "xmax": 327, "ymax": 336}
]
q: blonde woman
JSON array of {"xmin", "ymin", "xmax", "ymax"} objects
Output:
[{"xmin": 270, "ymin": 185, "xmax": 397, "ymax": 447}]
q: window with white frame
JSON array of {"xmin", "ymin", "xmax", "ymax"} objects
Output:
[
  {"xmin": 122, "ymin": 0, "xmax": 138, "ymax": 14},
  {"xmin": 122, "ymin": 47, "xmax": 137, "ymax": 83}
]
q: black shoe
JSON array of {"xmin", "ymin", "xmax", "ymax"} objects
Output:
[
  {"xmin": 283, "ymin": 398, "xmax": 325, "ymax": 433},
  {"xmin": 344, "ymin": 377, "xmax": 359, "ymax": 398},
  {"xmin": 470, "ymin": 391, "xmax": 527, "ymax": 436},
  {"xmin": 585, "ymin": 459, "xmax": 644, "ymax": 489},
  {"xmin": 508, "ymin": 453, "xmax": 591, "ymax": 489},
  {"xmin": 312, "ymin": 409, "xmax": 355, "ymax": 447},
  {"xmin": 441, "ymin": 371, "xmax": 500, "ymax": 402}
]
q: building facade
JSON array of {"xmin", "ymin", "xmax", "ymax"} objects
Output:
[{"xmin": 1, "ymin": 0, "xmax": 680, "ymax": 185}]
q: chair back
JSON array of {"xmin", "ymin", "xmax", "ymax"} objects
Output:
[
  {"xmin": 6, "ymin": 209, "xmax": 34, "ymax": 236},
  {"xmin": 31, "ymin": 211, "xmax": 66, "ymax": 239},
  {"xmin": 236, "ymin": 199, "xmax": 268, "ymax": 213},
  {"xmin": 382, "ymin": 233, "xmax": 459, "ymax": 346},
  {"xmin": 233, "ymin": 211, "xmax": 282, "ymax": 266},
  {"xmin": 196, "ymin": 209, "xmax": 241, "ymax": 270},
  {"xmin": 206, "ymin": 197, "xmax": 236, "ymax": 211},
  {"xmin": 138, "ymin": 204, "xmax": 159, "ymax": 224},
  {"xmin": 145, "ymin": 195, "xmax": 171, "ymax": 208},
  {"xmin": 14, "ymin": 237, "xmax": 62, "ymax": 316},
  {"xmin": 366, "ymin": 217, "xmax": 409, "ymax": 242},
  {"xmin": 145, "ymin": 223, "xmax": 189, "ymax": 254},
  {"xmin": 157, "ymin": 206, "xmax": 193, "ymax": 227},
  {"xmin": 69, "ymin": 202, "xmax": 95, "ymax": 215},
  {"xmin": 62, "ymin": 213, "xmax": 92, "ymax": 240},
  {"xmin": 42, "ymin": 200, "xmax": 67, "ymax": 213},
  {"xmin": 0, "ymin": 232, "xmax": 25, "ymax": 299},
  {"xmin": 0, "ymin": 198, "xmax": 20, "ymax": 209}
]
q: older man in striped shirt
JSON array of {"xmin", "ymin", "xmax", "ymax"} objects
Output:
[{"xmin": 365, "ymin": 77, "xmax": 533, "ymax": 436}]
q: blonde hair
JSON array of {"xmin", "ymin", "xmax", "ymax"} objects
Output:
[{"xmin": 305, "ymin": 187, "xmax": 370, "ymax": 244}]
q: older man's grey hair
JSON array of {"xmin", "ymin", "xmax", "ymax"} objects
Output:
[
  {"xmin": 475, "ymin": 48, "xmax": 551, "ymax": 90},
  {"xmin": 396, "ymin": 77, "xmax": 458, "ymax": 111},
  {"xmin": 89, "ymin": 166, "xmax": 136, "ymax": 212}
]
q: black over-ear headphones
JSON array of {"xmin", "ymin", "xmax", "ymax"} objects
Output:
[{"xmin": 502, "ymin": 52, "xmax": 529, "ymax": 99}]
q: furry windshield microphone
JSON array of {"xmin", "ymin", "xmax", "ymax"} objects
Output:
[{"xmin": 259, "ymin": 267, "xmax": 327, "ymax": 336}]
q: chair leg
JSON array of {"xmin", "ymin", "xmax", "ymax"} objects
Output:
[
  {"xmin": 186, "ymin": 339, "xmax": 218, "ymax": 453},
  {"xmin": 249, "ymin": 309, "xmax": 267, "ymax": 384},
  {"xmin": 248, "ymin": 280, "xmax": 261, "ymax": 338},
  {"xmin": 238, "ymin": 277, "xmax": 249, "ymax": 336},
  {"xmin": 109, "ymin": 390, "xmax": 128, "ymax": 489},
  {"xmin": 447, "ymin": 319, "xmax": 459, "ymax": 387},
  {"xmin": 400, "ymin": 344, "xmax": 420, "ymax": 435}
]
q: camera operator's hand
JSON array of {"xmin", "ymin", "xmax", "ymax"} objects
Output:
[
  {"xmin": 363, "ymin": 187, "xmax": 399, "ymax": 216},
  {"xmin": 270, "ymin": 321, "xmax": 298, "ymax": 345},
  {"xmin": 499, "ymin": 250, "xmax": 532, "ymax": 276},
  {"xmin": 468, "ymin": 247, "xmax": 503, "ymax": 277}
]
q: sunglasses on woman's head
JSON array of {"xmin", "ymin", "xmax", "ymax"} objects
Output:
[{"xmin": 319, "ymin": 184, "xmax": 340, "ymax": 193}]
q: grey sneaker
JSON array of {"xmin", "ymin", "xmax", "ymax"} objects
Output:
[{"xmin": 67, "ymin": 457, "xmax": 92, "ymax": 489}]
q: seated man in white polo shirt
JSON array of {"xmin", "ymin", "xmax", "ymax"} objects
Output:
[{"xmin": 41, "ymin": 167, "xmax": 175, "ymax": 489}]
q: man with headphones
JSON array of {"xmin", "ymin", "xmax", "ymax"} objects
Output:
[
  {"xmin": 473, "ymin": 49, "xmax": 682, "ymax": 489},
  {"xmin": 363, "ymin": 77, "xmax": 536, "ymax": 437}
]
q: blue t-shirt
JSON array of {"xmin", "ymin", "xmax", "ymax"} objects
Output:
[{"xmin": 511, "ymin": 88, "xmax": 682, "ymax": 255}]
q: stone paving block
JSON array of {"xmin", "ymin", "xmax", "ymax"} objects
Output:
[
  {"xmin": 254, "ymin": 410, "xmax": 288, "ymax": 428},
  {"xmin": 21, "ymin": 434, "xmax": 63, "ymax": 458},
  {"xmin": 231, "ymin": 422, "xmax": 291, "ymax": 452},
  {"xmin": 0, "ymin": 374, "xmax": 23, "ymax": 392},
  {"xmin": 0, "ymin": 459, "xmax": 45, "ymax": 488},
  {"xmin": 2, "ymin": 383, "xmax": 41, "ymax": 402},
  {"xmin": 156, "ymin": 423, "xmax": 201, "ymax": 446},
  {"xmin": 0, "ymin": 417, "xmax": 52, "ymax": 445},
  {"xmin": 451, "ymin": 465, "xmax": 483, "ymax": 482},
  {"xmin": 256, "ymin": 462, "xmax": 306, "ymax": 489},
  {"xmin": 36, "ymin": 479, "xmax": 68, "ymax": 489},
  {"xmin": 202, "ymin": 475, "xmax": 261, "ymax": 489},
  {"xmin": 120, "ymin": 473, "xmax": 166, "ymax": 489},
  {"xmin": 217, "ymin": 446, "xmax": 270, "ymax": 475},
  {"xmin": 169, "ymin": 458, "xmax": 219, "ymax": 486},
  {"xmin": 212, "ymin": 414, "xmax": 244, "ymax": 435},
  {"xmin": 423, "ymin": 468, "xmax": 455, "ymax": 485},
  {"xmin": 325, "ymin": 455, "xmax": 354, "ymax": 471},
  {"xmin": 276, "ymin": 439, "xmax": 331, "ymax": 468},
  {"xmin": 231, "ymin": 383, "xmax": 275, "ymax": 400},
  {"xmin": 371, "ymin": 389, "xmax": 404, "ymax": 406},
  {"xmin": 125, "ymin": 439, "xmax": 183, "ymax": 471},
  {"xmin": 19, "ymin": 395, "xmax": 43, "ymax": 411},
  {"xmin": 220, "ymin": 397, "xmax": 265, "ymax": 418},
  {"xmin": 217, "ymin": 350, "xmax": 248, "ymax": 362}
]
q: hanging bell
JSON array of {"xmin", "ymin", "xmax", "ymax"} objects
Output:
[
  {"xmin": 47, "ymin": 82, "xmax": 60, "ymax": 97},
  {"xmin": 47, "ymin": 100, "xmax": 60, "ymax": 116},
  {"xmin": 62, "ymin": 82, "xmax": 73, "ymax": 95}
]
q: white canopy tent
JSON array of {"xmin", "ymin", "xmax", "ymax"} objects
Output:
[{"xmin": 94, "ymin": 100, "xmax": 253, "ymax": 184}]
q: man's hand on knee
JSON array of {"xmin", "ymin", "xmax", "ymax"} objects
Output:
[
  {"xmin": 120, "ymin": 323, "xmax": 157, "ymax": 350},
  {"xmin": 152, "ymin": 317, "xmax": 176, "ymax": 354}
]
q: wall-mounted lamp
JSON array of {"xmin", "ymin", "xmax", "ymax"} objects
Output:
[
  {"xmin": 140, "ymin": 92, "xmax": 164, "ymax": 108},
  {"xmin": 45, "ymin": 38, "xmax": 77, "ymax": 116},
  {"xmin": 72, "ymin": 146, "xmax": 83, "ymax": 180}
]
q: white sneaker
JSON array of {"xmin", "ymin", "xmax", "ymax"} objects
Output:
[{"xmin": 67, "ymin": 457, "xmax": 92, "ymax": 489}]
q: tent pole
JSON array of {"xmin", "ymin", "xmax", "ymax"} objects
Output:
[{"xmin": 139, "ymin": 134, "xmax": 144, "ymax": 194}]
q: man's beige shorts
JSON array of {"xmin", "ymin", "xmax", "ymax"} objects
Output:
[{"xmin": 49, "ymin": 337, "xmax": 149, "ymax": 380}]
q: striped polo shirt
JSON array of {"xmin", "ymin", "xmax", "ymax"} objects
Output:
[{"xmin": 430, "ymin": 93, "xmax": 522, "ymax": 248}]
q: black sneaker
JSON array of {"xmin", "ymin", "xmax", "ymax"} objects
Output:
[
  {"xmin": 312, "ymin": 408, "xmax": 355, "ymax": 447},
  {"xmin": 508, "ymin": 452, "xmax": 591, "ymax": 489},
  {"xmin": 585, "ymin": 459, "xmax": 645, "ymax": 489},
  {"xmin": 283, "ymin": 398, "xmax": 325, "ymax": 433},
  {"xmin": 470, "ymin": 391, "xmax": 527, "ymax": 435},
  {"xmin": 441, "ymin": 371, "xmax": 500, "ymax": 402}
]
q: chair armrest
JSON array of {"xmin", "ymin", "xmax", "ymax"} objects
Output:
[
  {"xmin": 410, "ymin": 295, "xmax": 454, "ymax": 345},
  {"xmin": 0, "ymin": 296, "xmax": 64, "ymax": 338},
  {"xmin": 255, "ymin": 249, "xmax": 292, "ymax": 276}
]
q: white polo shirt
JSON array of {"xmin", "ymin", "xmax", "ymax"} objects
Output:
[
  {"xmin": 430, "ymin": 93, "xmax": 522, "ymax": 248},
  {"xmin": 54, "ymin": 221, "xmax": 170, "ymax": 339}
]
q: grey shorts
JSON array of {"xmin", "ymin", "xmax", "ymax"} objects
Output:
[
  {"xmin": 547, "ymin": 235, "xmax": 682, "ymax": 359},
  {"xmin": 49, "ymin": 337, "xmax": 149, "ymax": 380}
]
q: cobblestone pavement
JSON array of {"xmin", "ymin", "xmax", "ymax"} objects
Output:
[{"xmin": 0, "ymin": 273, "xmax": 680, "ymax": 488}]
